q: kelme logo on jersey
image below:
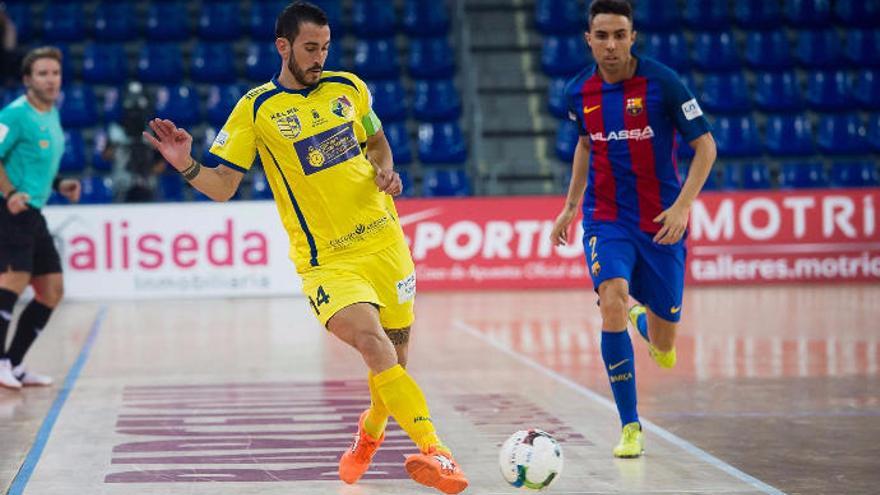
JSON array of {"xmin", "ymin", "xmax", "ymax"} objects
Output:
[
  {"xmin": 330, "ymin": 95, "xmax": 354, "ymax": 119},
  {"xmin": 273, "ymin": 111, "xmax": 302, "ymax": 139},
  {"xmin": 590, "ymin": 126, "xmax": 654, "ymax": 142},
  {"xmin": 294, "ymin": 122, "xmax": 361, "ymax": 175},
  {"xmin": 626, "ymin": 97, "xmax": 643, "ymax": 116}
]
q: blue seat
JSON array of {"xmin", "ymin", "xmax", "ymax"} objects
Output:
[
  {"xmin": 249, "ymin": 1, "xmax": 287, "ymax": 40},
  {"xmin": 639, "ymin": 32, "xmax": 689, "ymax": 71},
  {"xmin": 743, "ymin": 30, "xmax": 793, "ymax": 70},
  {"xmin": 403, "ymin": 0, "xmax": 450, "ymax": 37},
  {"xmin": 795, "ymin": 29, "xmax": 841, "ymax": 69},
  {"xmin": 155, "ymin": 85, "xmax": 201, "ymax": 128},
  {"xmin": 93, "ymin": 2, "xmax": 135, "ymax": 41},
  {"xmin": 418, "ymin": 121, "xmax": 467, "ymax": 164},
  {"xmin": 413, "ymin": 79, "xmax": 461, "ymax": 122},
  {"xmin": 691, "ymin": 32, "xmax": 739, "ymax": 71},
  {"xmin": 422, "ymin": 167, "xmax": 471, "ymax": 197},
  {"xmin": 683, "ymin": 0, "xmax": 730, "ymax": 30},
  {"xmin": 805, "ymin": 70, "xmax": 852, "ymax": 111},
  {"xmin": 869, "ymin": 113, "xmax": 880, "ymax": 151},
  {"xmin": 734, "ymin": 0, "xmax": 783, "ymax": 28},
  {"xmin": 354, "ymin": 38, "xmax": 400, "ymax": 79},
  {"xmin": 718, "ymin": 163, "xmax": 742, "ymax": 190},
  {"xmin": 830, "ymin": 161, "xmax": 880, "ymax": 187},
  {"xmin": 383, "ymin": 120, "xmax": 413, "ymax": 166},
  {"xmin": 779, "ymin": 162, "xmax": 828, "ymax": 189},
  {"xmin": 699, "ymin": 72, "xmax": 750, "ymax": 114},
  {"xmin": 817, "ymin": 113, "xmax": 868, "ymax": 155},
  {"xmin": 754, "ymin": 71, "xmax": 802, "ymax": 112},
  {"xmin": 43, "ymin": 3, "xmax": 84, "ymax": 42},
  {"xmin": 353, "ymin": 0, "xmax": 396, "ymax": 38},
  {"xmin": 198, "ymin": 1, "xmax": 241, "ymax": 40},
  {"xmin": 555, "ymin": 119, "xmax": 580, "ymax": 162},
  {"xmin": 547, "ymin": 77, "xmax": 569, "ymax": 119},
  {"xmin": 137, "ymin": 43, "xmax": 184, "ymax": 84},
  {"xmin": 246, "ymin": 42, "xmax": 277, "ymax": 81},
  {"xmin": 100, "ymin": 87, "xmax": 123, "ymax": 123},
  {"xmin": 251, "ymin": 170, "xmax": 273, "ymax": 200},
  {"xmin": 845, "ymin": 29, "xmax": 880, "ymax": 67},
  {"xmin": 59, "ymin": 131, "xmax": 86, "ymax": 173},
  {"xmin": 408, "ymin": 37, "xmax": 455, "ymax": 79},
  {"xmin": 90, "ymin": 130, "xmax": 113, "ymax": 172},
  {"xmin": 59, "ymin": 85, "xmax": 98, "ymax": 128},
  {"xmin": 146, "ymin": 1, "xmax": 190, "ymax": 41},
  {"xmin": 206, "ymin": 84, "xmax": 245, "ymax": 128},
  {"xmin": 192, "ymin": 42, "xmax": 237, "ymax": 83},
  {"xmin": 541, "ymin": 34, "xmax": 591, "ymax": 77},
  {"xmin": 852, "ymin": 69, "xmax": 880, "ymax": 110},
  {"xmin": 83, "ymin": 43, "xmax": 128, "ymax": 85},
  {"xmin": 713, "ymin": 115, "xmax": 761, "ymax": 157},
  {"xmin": 765, "ymin": 114, "xmax": 814, "ymax": 156},
  {"xmin": 398, "ymin": 169, "xmax": 415, "ymax": 197},
  {"xmin": 633, "ymin": 0, "xmax": 680, "ymax": 30},
  {"xmin": 738, "ymin": 162, "xmax": 773, "ymax": 190},
  {"xmin": 157, "ymin": 172, "xmax": 185, "ymax": 201},
  {"xmin": 6, "ymin": 4, "xmax": 34, "ymax": 42},
  {"xmin": 785, "ymin": 0, "xmax": 831, "ymax": 27},
  {"xmin": 834, "ymin": 0, "xmax": 880, "ymax": 28},
  {"xmin": 535, "ymin": 0, "xmax": 585, "ymax": 34},
  {"xmin": 79, "ymin": 176, "xmax": 115, "ymax": 204},
  {"xmin": 366, "ymin": 79, "xmax": 407, "ymax": 122},
  {"xmin": 54, "ymin": 44, "xmax": 77, "ymax": 80},
  {"xmin": 311, "ymin": 0, "xmax": 345, "ymax": 37}
]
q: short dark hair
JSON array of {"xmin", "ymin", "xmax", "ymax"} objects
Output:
[
  {"xmin": 275, "ymin": 1, "xmax": 329, "ymax": 42},
  {"xmin": 21, "ymin": 46, "xmax": 63, "ymax": 77},
  {"xmin": 588, "ymin": 0, "xmax": 633, "ymax": 29}
]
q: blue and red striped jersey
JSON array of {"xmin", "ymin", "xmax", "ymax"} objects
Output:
[{"xmin": 565, "ymin": 56, "xmax": 711, "ymax": 234}]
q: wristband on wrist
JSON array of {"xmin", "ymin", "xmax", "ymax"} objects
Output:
[{"xmin": 182, "ymin": 159, "xmax": 201, "ymax": 181}]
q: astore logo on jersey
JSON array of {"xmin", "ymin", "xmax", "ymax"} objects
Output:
[{"xmin": 590, "ymin": 126, "xmax": 654, "ymax": 142}]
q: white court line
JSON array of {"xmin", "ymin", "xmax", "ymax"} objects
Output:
[{"xmin": 453, "ymin": 319, "xmax": 786, "ymax": 495}]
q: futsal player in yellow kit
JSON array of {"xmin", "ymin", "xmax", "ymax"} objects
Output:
[{"xmin": 142, "ymin": 2, "xmax": 467, "ymax": 493}]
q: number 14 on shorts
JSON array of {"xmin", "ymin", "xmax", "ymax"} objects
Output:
[{"xmin": 309, "ymin": 286, "xmax": 331, "ymax": 315}]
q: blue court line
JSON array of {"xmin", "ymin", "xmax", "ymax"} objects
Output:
[
  {"xmin": 453, "ymin": 320, "xmax": 787, "ymax": 495},
  {"xmin": 7, "ymin": 306, "xmax": 108, "ymax": 495}
]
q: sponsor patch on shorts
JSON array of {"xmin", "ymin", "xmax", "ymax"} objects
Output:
[{"xmin": 396, "ymin": 271, "xmax": 416, "ymax": 304}]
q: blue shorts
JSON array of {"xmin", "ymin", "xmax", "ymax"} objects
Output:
[{"xmin": 582, "ymin": 221, "xmax": 686, "ymax": 323}]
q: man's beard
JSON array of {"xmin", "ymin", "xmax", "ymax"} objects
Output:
[{"xmin": 288, "ymin": 53, "xmax": 322, "ymax": 88}]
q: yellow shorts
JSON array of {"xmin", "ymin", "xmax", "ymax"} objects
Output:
[{"xmin": 300, "ymin": 239, "xmax": 416, "ymax": 329}]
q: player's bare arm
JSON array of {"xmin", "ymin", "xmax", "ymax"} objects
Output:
[
  {"xmin": 144, "ymin": 118, "xmax": 244, "ymax": 201},
  {"xmin": 653, "ymin": 132, "xmax": 717, "ymax": 245},
  {"xmin": 551, "ymin": 136, "xmax": 590, "ymax": 246},
  {"xmin": 0, "ymin": 159, "xmax": 29, "ymax": 214},
  {"xmin": 365, "ymin": 129, "xmax": 402, "ymax": 196}
]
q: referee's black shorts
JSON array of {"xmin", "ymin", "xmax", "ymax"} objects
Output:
[{"xmin": 0, "ymin": 200, "xmax": 62, "ymax": 276}]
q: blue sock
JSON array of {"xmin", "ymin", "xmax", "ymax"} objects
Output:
[{"xmin": 601, "ymin": 330, "xmax": 639, "ymax": 427}]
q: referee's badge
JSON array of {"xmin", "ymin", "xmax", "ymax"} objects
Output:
[{"xmin": 626, "ymin": 97, "xmax": 643, "ymax": 116}]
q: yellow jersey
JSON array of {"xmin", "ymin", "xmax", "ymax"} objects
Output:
[{"xmin": 206, "ymin": 71, "xmax": 405, "ymax": 273}]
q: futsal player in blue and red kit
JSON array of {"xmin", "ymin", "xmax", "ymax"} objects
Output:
[{"xmin": 550, "ymin": 0, "xmax": 717, "ymax": 458}]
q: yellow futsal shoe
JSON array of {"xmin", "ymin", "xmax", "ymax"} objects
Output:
[
  {"xmin": 612, "ymin": 422, "xmax": 644, "ymax": 458},
  {"xmin": 628, "ymin": 304, "xmax": 676, "ymax": 369}
]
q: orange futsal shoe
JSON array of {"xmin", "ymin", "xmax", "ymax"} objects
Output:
[
  {"xmin": 339, "ymin": 410, "xmax": 385, "ymax": 484},
  {"xmin": 404, "ymin": 447, "xmax": 469, "ymax": 494}
]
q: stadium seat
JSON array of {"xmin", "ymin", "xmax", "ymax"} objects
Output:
[
  {"xmin": 754, "ymin": 71, "xmax": 802, "ymax": 112},
  {"xmin": 785, "ymin": 0, "xmax": 832, "ymax": 27},
  {"xmin": 408, "ymin": 37, "xmax": 456, "ymax": 80},
  {"xmin": 42, "ymin": 3, "xmax": 84, "ymax": 42},
  {"xmin": 206, "ymin": 84, "xmax": 245, "ymax": 128},
  {"xmin": 354, "ymin": 38, "xmax": 400, "ymax": 79},
  {"xmin": 6, "ymin": 4, "xmax": 33, "ymax": 43},
  {"xmin": 79, "ymin": 176, "xmax": 115, "ymax": 204},
  {"xmin": 845, "ymin": 29, "xmax": 880, "ymax": 67},
  {"xmin": 718, "ymin": 163, "xmax": 741, "ymax": 190},
  {"xmin": 245, "ymin": 42, "xmax": 277, "ymax": 81},
  {"xmin": 830, "ymin": 161, "xmax": 880, "ymax": 187},
  {"xmin": 765, "ymin": 114, "xmax": 814, "ymax": 156},
  {"xmin": 146, "ymin": 1, "xmax": 191, "ymax": 41},
  {"xmin": 157, "ymin": 172, "xmax": 185, "ymax": 202},
  {"xmin": 100, "ymin": 87, "xmax": 123, "ymax": 123},
  {"xmin": 192, "ymin": 42, "xmax": 237, "ymax": 83},
  {"xmin": 712, "ymin": 114, "xmax": 761, "ymax": 157},
  {"xmin": 366, "ymin": 79, "xmax": 408, "ymax": 122},
  {"xmin": 59, "ymin": 85, "xmax": 98, "ymax": 128},
  {"xmin": 541, "ymin": 34, "xmax": 591, "ymax": 77},
  {"xmin": 93, "ymin": 2, "xmax": 135, "ymax": 41},
  {"xmin": 852, "ymin": 69, "xmax": 880, "ymax": 110},
  {"xmin": 743, "ymin": 30, "xmax": 793, "ymax": 70},
  {"xmin": 535, "ymin": 0, "xmax": 585, "ymax": 35},
  {"xmin": 398, "ymin": 169, "xmax": 415, "ymax": 197},
  {"xmin": 353, "ymin": 0, "xmax": 396, "ymax": 38},
  {"xmin": 137, "ymin": 43, "xmax": 184, "ymax": 84},
  {"xmin": 383, "ymin": 120, "xmax": 413, "ymax": 166},
  {"xmin": 324, "ymin": 43, "xmax": 343, "ymax": 71},
  {"xmin": 738, "ymin": 162, "xmax": 773, "ymax": 190},
  {"xmin": 817, "ymin": 113, "xmax": 868, "ymax": 155},
  {"xmin": 418, "ymin": 121, "xmax": 467, "ymax": 164},
  {"xmin": 555, "ymin": 119, "xmax": 579, "ymax": 162},
  {"xmin": 639, "ymin": 32, "xmax": 689, "ymax": 71},
  {"xmin": 869, "ymin": 113, "xmax": 880, "ymax": 151},
  {"xmin": 311, "ymin": 0, "xmax": 345, "ymax": 37},
  {"xmin": 834, "ymin": 0, "xmax": 880, "ymax": 28},
  {"xmin": 403, "ymin": 0, "xmax": 450, "ymax": 37},
  {"xmin": 413, "ymin": 79, "xmax": 461, "ymax": 122},
  {"xmin": 82, "ymin": 43, "xmax": 128, "ymax": 85},
  {"xmin": 55, "ymin": 44, "xmax": 77, "ymax": 81},
  {"xmin": 198, "ymin": 1, "xmax": 241, "ymax": 41},
  {"xmin": 795, "ymin": 29, "xmax": 841, "ymax": 69},
  {"xmin": 251, "ymin": 170, "xmax": 273, "ymax": 200},
  {"xmin": 633, "ymin": 0, "xmax": 680, "ymax": 30},
  {"xmin": 250, "ymin": 1, "xmax": 287, "ymax": 40},
  {"xmin": 59, "ymin": 131, "xmax": 86, "ymax": 174},
  {"xmin": 422, "ymin": 167, "xmax": 471, "ymax": 197},
  {"xmin": 90, "ymin": 130, "xmax": 113, "ymax": 173},
  {"xmin": 547, "ymin": 77, "xmax": 569, "ymax": 119},
  {"xmin": 805, "ymin": 70, "xmax": 852, "ymax": 111},
  {"xmin": 699, "ymin": 72, "xmax": 750, "ymax": 114},
  {"xmin": 691, "ymin": 32, "xmax": 739, "ymax": 71},
  {"xmin": 683, "ymin": 0, "xmax": 729, "ymax": 30},
  {"xmin": 155, "ymin": 85, "xmax": 201, "ymax": 128},
  {"xmin": 779, "ymin": 162, "xmax": 828, "ymax": 189},
  {"xmin": 734, "ymin": 0, "xmax": 784, "ymax": 28}
]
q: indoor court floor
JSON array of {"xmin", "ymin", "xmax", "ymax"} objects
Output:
[{"xmin": 0, "ymin": 285, "xmax": 877, "ymax": 495}]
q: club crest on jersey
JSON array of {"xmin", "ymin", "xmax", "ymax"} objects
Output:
[
  {"xmin": 626, "ymin": 97, "xmax": 643, "ymax": 116},
  {"xmin": 330, "ymin": 95, "xmax": 354, "ymax": 119},
  {"xmin": 274, "ymin": 112, "xmax": 302, "ymax": 139}
]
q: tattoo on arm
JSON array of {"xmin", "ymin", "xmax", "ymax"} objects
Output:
[{"xmin": 385, "ymin": 327, "xmax": 410, "ymax": 346}]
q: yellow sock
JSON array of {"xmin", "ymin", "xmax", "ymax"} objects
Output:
[
  {"xmin": 363, "ymin": 371, "xmax": 389, "ymax": 439},
  {"xmin": 373, "ymin": 364, "xmax": 447, "ymax": 453}
]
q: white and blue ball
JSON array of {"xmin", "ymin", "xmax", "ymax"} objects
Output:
[{"xmin": 499, "ymin": 429, "xmax": 563, "ymax": 490}]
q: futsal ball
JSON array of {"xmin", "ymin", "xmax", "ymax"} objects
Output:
[{"xmin": 499, "ymin": 429, "xmax": 563, "ymax": 490}]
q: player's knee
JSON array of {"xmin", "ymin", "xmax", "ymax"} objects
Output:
[
  {"xmin": 598, "ymin": 284, "xmax": 628, "ymax": 319},
  {"xmin": 36, "ymin": 281, "xmax": 64, "ymax": 307},
  {"xmin": 353, "ymin": 327, "xmax": 394, "ymax": 358}
]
